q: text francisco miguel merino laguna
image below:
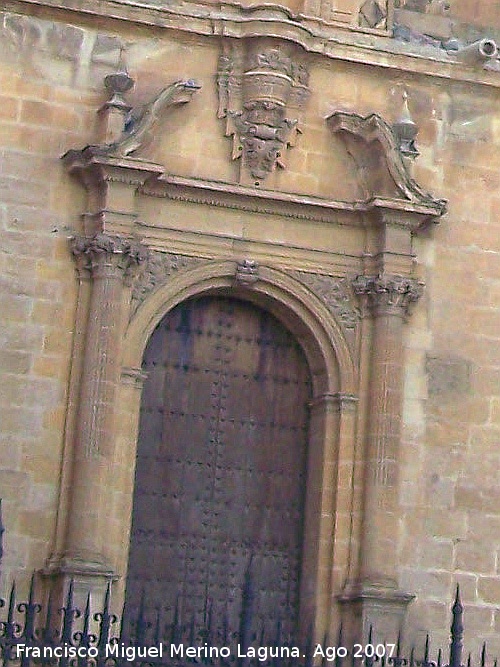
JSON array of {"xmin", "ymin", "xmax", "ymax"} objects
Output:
[{"xmin": 14, "ymin": 642, "xmax": 370, "ymax": 662}]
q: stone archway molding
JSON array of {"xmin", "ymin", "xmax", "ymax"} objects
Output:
[
  {"xmin": 112, "ymin": 258, "xmax": 360, "ymax": 639},
  {"xmin": 123, "ymin": 259, "xmax": 357, "ymax": 396}
]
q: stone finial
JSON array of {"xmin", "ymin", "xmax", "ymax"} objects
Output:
[
  {"xmin": 104, "ymin": 69, "xmax": 134, "ymax": 109},
  {"xmin": 392, "ymin": 91, "xmax": 419, "ymax": 159},
  {"xmin": 98, "ymin": 63, "xmax": 135, "ymax": 145}
]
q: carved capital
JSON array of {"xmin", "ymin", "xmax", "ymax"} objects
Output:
[
  {"xmin": 352, "ymin": 274, "xmax": 423, "ymax": 316},
  {"xmin": 235, "ymin": 259, "xmax": 259, "ymax": 286},
  {"xmin": 71, "ymin": 234, "xmax": 149, "ymax": 284}
]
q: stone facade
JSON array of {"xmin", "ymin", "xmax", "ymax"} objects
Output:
[{"xmin": 2, "ymin": 0, "xmax": 500, "ymax": 654}]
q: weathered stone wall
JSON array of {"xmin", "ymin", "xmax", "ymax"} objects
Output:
[{"xmin": 2, "ymin": 0, "xmax": 500, "ymax": 654}]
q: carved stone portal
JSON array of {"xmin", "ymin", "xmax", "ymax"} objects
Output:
[{"xmin": 217, "ymin": 40, "xmax": 310, "ymax": 185}]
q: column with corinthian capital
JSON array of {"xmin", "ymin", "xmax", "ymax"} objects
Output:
[
  {"xmin": 41, "ymin": 120, "xmax": 165, "ymax": 603},
  {"xmin": 46, "ymin": 234, "xmax": 148, "ymax": 602},
  {"xmin": 340, "ymin": 274, "xmax": 423, "ymax": 641}
]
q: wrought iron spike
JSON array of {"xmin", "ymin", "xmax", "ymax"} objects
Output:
[
  {"xmin": 0, "ymin": 498, "xmax": 4, "ymax": 564},
  {"xmin": 239, "ymin": 553, "xmax": 255, "ymax": 664},
  {"xmin": 481, "ymin": 642, "xmax": 487, "ymax": 667},
  {"xmin": 7, "ymin": 581, "xmax": 16, "ymax": 622},
  {"xmin": 43, "ymin": 585, "xmax": 56, "ymax": 642},
  {"xmin": 171, "ymin": 594, "xmax": 182, "ymax": 644},
  {"xmin": 303, "ymin": 621, "xmax": 314, "ymax": 667},
  {"xmin": 119, "ymin": 598, "xmax": 130, "ymax": 642},
  {"xmin": 270, "ymin": 619, "xmax": 282, "ymax": 667},
  {"xmin": 450, "ymin": 585, "xmax": 464, "ymax": 667},
  {"xmin": 222, "ymin": 602, "xmax": 229, "ymax": 646},
  {"xmin": 366, "ymin": 625, "xmax": 375, "ymax": 667},
  {"xmin": 135, "ymin": 588, "xmax": 148, "ymax": 646},
  {"xmin": 84, "ymin": 591, "xmax": 91, "ymax": 622},
  {"xmin": 96, "ymin": 581, "xmax": 117, "ymax": 654},
  {"xmin": 18, "ymin": 573, "xmax": 42, "ymax": 643},
  {"xmin": 103, "ymin": 580, "xmax": 111, "ymax": 613},
  {"xmin": 4, "ymin": 580, "xmax": 19, "ymax": 641},
  {"xmin": 153, "ymin": 608, "xmax": 161, "ymax": 646},
  {"xmin": 81, "ymin": 591, "xmax": 92, "ymax": 643},
  {"xmin": 188, "ymin": 607, "xmax": 196, "ymax": 647}
]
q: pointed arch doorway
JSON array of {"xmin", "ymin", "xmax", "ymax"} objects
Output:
[{"xmin": 124, "ymin": 294, "xmax": 313, "ymax": 638}]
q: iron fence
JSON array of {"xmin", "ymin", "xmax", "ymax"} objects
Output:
[{"xmin": 0, "ymin": 499, "xmax": 497, "ymax": 667}]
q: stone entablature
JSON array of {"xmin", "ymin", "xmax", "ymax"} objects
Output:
[{"xmin": 7, "ymin": 0, "xmax": 500, "ymax": 88}]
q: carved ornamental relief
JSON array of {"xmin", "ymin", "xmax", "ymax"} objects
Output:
[
  {"xmin": 217, "ymin": 41, "xmax": 310, "ymax": 185},
  {"xmin": 291, "ymin": 271, "xmax": 360, "ymax": 347},
  {"xmin": 130, "ymin": 252, "xmax": 204, "ymax": 316}
]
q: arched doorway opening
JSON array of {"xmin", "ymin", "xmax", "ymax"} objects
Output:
[{"xmin": 124, "ymin": 294, "xmax": 313, "ymax": 640}]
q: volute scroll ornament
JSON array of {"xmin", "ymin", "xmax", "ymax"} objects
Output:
[
  {"xmin": 130, "ymin": 251, "xmax": 204, "ymax": 316},
  {"xmin": 74, "ymin": 66, "xmax": 201, "ymax": 159}
]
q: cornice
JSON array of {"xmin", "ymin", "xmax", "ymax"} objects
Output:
[
  {"xmin": 7, "ymin": 0, "xmax": 500, "ymax": 90},
  {"xmin": 141, "ymin": 174, "xmax": 443, "ymax": 229},
  {"xmin": 62, "ymin": 147, "xmax": 165, "ymax": 188}
]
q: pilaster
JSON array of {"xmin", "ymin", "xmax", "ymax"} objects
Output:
[
  {"xmin": 340, "ymin": 273, "xmax": 422, "ymax": 642},
  {"xmin": 47, "ymin": 141, "xmax": 163, "ymax": 598},
  {"xmin": 46, "ymin": 234, "xmax": 148, "ymax": 603}
]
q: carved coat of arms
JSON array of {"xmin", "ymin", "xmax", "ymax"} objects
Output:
[{"xmin": 217, "ymin": 41, "xmax": 310, "ymax": 185}]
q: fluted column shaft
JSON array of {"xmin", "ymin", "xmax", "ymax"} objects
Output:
[
  {"xmin": 353, "ymin": 274, "xmax": 422, "ymax": 588},
  {"xmin": 63, "ymin": 234, "xmax": 147, "ymax": 566}
]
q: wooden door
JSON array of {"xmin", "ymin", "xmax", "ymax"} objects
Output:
[{"xmin": 125, "ymin": 296, "xmax": 312, "ymax": 638}]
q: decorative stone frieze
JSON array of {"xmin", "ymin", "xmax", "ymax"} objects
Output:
[
  {"xmin": 235, "ymin": 259, "xmax": 260, "ymax": 286},
  {"xmin": 131, "ymin": 251, "xmax": 204, "ymax": 315},
  {"xmin": 293, "ymin": 272, "xmax": 359, "ymax": 330},
  {"xmin": 352, "ymin": 274, "xmax": 424, "ymax": 316},
  {"xmin": 217, "ymin": 41, "xmax": 310, "ymax": 184}
]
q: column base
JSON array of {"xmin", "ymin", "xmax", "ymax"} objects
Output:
[
  {"xmin": 42, "ymin": 555, "xmax": 118, "ymax": 612},
  {"xmin": 338, "ymin": 582, "xmax": 415, "ymax": 644}
]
